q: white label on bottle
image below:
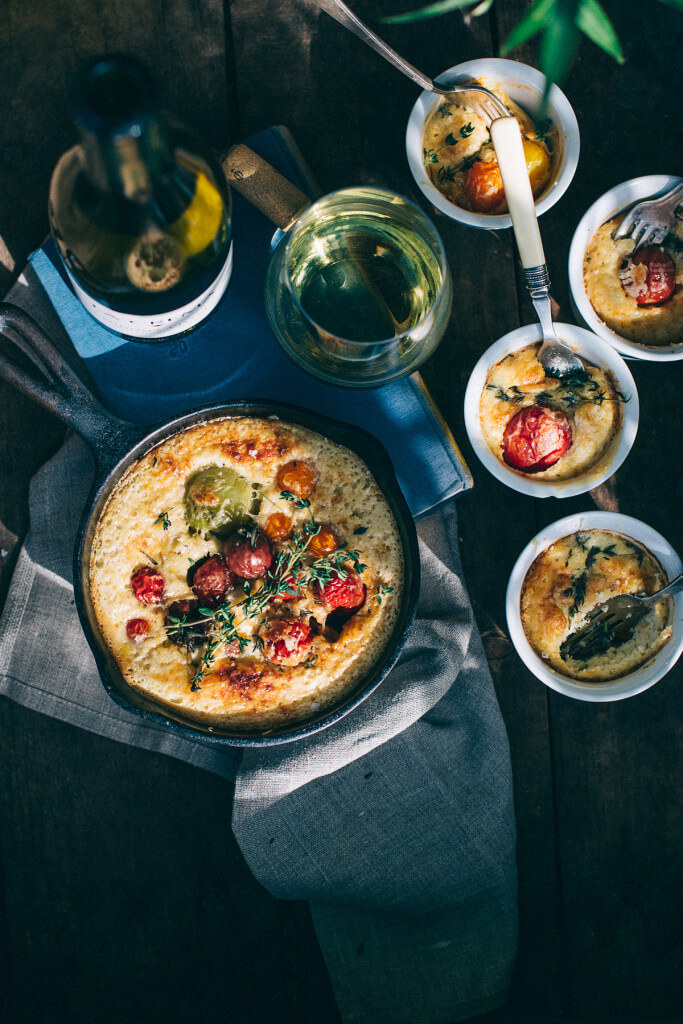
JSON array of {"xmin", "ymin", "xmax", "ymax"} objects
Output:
[{"xmin": 65, "ymin": 242, "xmax": 234, "ymax": 340}]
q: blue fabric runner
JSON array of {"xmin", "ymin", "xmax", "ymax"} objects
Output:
[{"xmin": 29, "ymin": 127, "xmax": 471, "ymax": 519}]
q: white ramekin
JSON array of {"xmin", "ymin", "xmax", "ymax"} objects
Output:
[
  {"xmin": 463, "ymin": 323, "xmax": 638, "ymax": 498},
  {"xmin": 406, "ymin": 57, "xmax": 580, "ymax": 230},
  {"xmin": 506, "ymin": 511, "xmax": 683, "ymax": 701},
  {"xmin": 568, "ymin": 174, "xmax": 683, "ymax": 361}
]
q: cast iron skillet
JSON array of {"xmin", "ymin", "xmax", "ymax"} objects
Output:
[{"xmin": 0, "ymin": 303, "xmax": 420, "ymax": 746}]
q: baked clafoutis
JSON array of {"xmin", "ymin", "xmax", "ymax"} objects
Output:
[
  {"xmin": 583, "ymin": 212, "xmax": 682, "ymax": 347},
  {"xmin": 89, "ymin": 416, "xmax": 404, "ymax": 731},
  {"xmin": 479, "ymin": 343, "xmax": 625, "ymax": 480},
  {"xmin": 521, "ymin": 529, "xmax": 672, "ymax": 681}
]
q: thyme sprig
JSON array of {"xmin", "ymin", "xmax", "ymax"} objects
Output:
[
  {"xmin": 165, "ymin": 507, "xmax": 368, "ymax": 689},
  {"xmin": 154, "ymin": 509, "xmax": 171, "ymax": 531},
  {"xmin": 486, "ymin": 384, "xmax": 525, "ymax": 404},
  {"xmin": 563, "ymin": 541, "xmax": 617, "ymax": 619},
  {"xmin": 423, "ymin": 122, "xmax": 475, "ymax": 163}
]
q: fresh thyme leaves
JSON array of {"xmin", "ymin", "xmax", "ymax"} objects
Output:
[
  {"xmin": 424, "ymin": 123, "xmax": 476, "ymax": 164},
  {"xmin": 279, "ymin": 490, "xmax": 296, "ymax": 501},
  {"xmin": 584, "ymin": 543, "xmax": 616, "ymax": 571},
  {"xmin": 564, "ymin": 540, "xmax": 617, "ymax": 620},
  {"xmin": 486, "ymin": 384, "xmax": 525, "ymax": 404},
  {"xmin": 152, "ymin": 456, "xmax": 157, "ymax": 467},
  {"xmin": 489, "ymin": 371, "xmax": 628, "ymax": 413},
  {"xmin": 535, "ymin": 118, "xmax": 553, "ymax": 147},
  {"xmin": 437, "ymin": 103, "xmax": 452, "ymax": 118},
  {"xmin": 437, "ymin": 164, "xmax": 458, "ymax": 184},
  {"xmin": 376, "ymin": 582, "xmax": 394, "ymax": 605},
  {"xmin": 165, "ymin": 510, "xmax": 370, "ymax": 690},
  {"xmin": 353, "ymin": 526, "xmax": 368, "ymax": 535},
  {"xmin": 139, "ymin": 550, "xmax": 158, "ymax": 566},
  {"xmin": 154, "ymin": 510, "xmax": 171, "ymax": 531},
  {"xmin": 567, "ymin": 571, "xmax": 588, "ymax": 619}
]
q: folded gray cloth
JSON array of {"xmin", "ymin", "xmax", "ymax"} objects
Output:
[
  {"xmin": 0, "ymin": 275, "xmax": 518, "ymax": 1023},
  {"xmin": 0, "ymin": 435, "xmax": 517, "ymax": 1022}
]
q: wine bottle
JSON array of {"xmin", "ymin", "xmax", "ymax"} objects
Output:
[{"xmin": 49, "ymin": 54, "xmax": 233, "ymax": 340}]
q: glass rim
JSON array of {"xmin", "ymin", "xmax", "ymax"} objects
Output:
[{"xmin": 278, "ymin": 185, "xmax": 451, "ymax": 347}]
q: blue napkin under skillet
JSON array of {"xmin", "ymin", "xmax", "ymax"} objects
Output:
[{"xmin": 28, "ymin": 126, "xmax": 472, "ymax": 519}]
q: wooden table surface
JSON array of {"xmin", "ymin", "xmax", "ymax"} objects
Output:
[{"xmin": 0, "ymin": 2, "xmax": 681, "ymax": 1022}]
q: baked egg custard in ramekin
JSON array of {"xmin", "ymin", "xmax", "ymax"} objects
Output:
[
  {"xmin": 521, "ymin": 529, "xmax": 672, "ymax": 682},
  {"xmin": 89, "ymin": 416, "xmax": 404, "ymax": 732},
  {"xmin": 422, "ymin": 78, "xmax": 555, "ymax": 215},
  {"xmin": 479, "ymin": 342, "xmax": 625, "ymax": 481},
  {"xmin": 583, "ymin": 214, "xmax": 683, "ymax": 347}
]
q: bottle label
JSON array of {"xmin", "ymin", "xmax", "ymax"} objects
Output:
[{"xmin": 65, "ymin": 242, "xmax": 234, "ymax": 340}]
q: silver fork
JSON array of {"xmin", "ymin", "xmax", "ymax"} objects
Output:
[
  {"xmin": 312, "ymin": 0, "xmax": 509, "ymax": 125},
  {"xmin": 560, "ymin": 572, "xmax": 683, "ymax": 662},
  {"xmin": 613, "ymin": 181, "xmax": 683, "ymax": 250}
]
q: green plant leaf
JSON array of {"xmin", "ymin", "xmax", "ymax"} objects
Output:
[
  {"xmin": 576, "ymin": 0, "xmax": 624, "ymax": 63},
  {"xmin": 539, "ymin": 2, "xmax": 581, "ymax": 85},
  {"xmin": 500, "ymin": 0, "xmax": 557, "ymax": 54},
  {"xmin": 656, "ymin": 0, "xmax": 683, "ymax": 9},
  {"xmin": 382, "ymin": 0, "xmax": 482, "ymax": 25},
  {"xmin": 470, "ymin": 0, "xmax": 495, "ymax": 14}
]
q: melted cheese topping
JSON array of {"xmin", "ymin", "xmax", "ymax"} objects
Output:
[
  {"xmin": 422, "ymin": 78, "xmax": 553, "ymax": 213},
  {"xmin": 89, "ymin": 417, "xmax": 404, "ymax": 731},
  {"xmin": 479, "ymin": 343, "xmax": 622, "ymax": 482},
  {"xmin": 583, "ymin": 216, "xmax": 683, "ymax": 346},
  {"xmin": 521, "ymin": 530, "xmax": 671, "ymax": 681}
]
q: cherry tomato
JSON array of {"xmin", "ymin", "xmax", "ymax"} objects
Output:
[
  {"xmin": 522, "ymin": 138, "xmax": 551, "ymax": 195},
  {"xmin": 313, "ymin": 569, "xmax": 366, "ymax": 611},
  {"xmin": 224, "ymin": 528, "xmax": 272, "ymax": 579},
  {"xmin": 276, "ymin": 460, "xmax": 317, "ymax": 498},
  {"xmin": 189, "ymin": 554, "xmax": 236, "ymax": 607},
  {"xmin": 465, "ymin": 160, "xmax": 505, "ymax": 213},
  {"xmin": 126, "ymin": 618, "xmax": 149, "ymax": 642},
  {"xmin": 308, "ymin": 525, "xmax": 339, "ymax": 558},
  {"xmin": 263, "ymin": 511, "xmax": 292, "ymax": 541},
  {"xmin": 130, "ymin": 566, "xmax": 165, "ymax": 605},
  {"xmin": 164, "ymin": 599, "xmax": 213, "ymax": 649},
  {"xmin": 502, "ymin": 405, "xmax": 573, "ymax": 472},
  {"xmin": 261, "ymin": 618, "xmax": 313, "ymax": 666},
  {"xmin": 630, "ymin": 247, "xmax": 676, "ymax": 306}
]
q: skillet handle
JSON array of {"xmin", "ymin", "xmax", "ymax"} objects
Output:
[{"xmin": 0, "ymin": 303, "xmax": 143, "ymax": 470}]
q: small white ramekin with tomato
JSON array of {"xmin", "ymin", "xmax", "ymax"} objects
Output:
[{"xmin": 406, "ymin": 57, "xmax": 579, "ymax": 230}]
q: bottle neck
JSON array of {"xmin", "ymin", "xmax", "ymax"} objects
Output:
[{"xmin": 80, "ymin": 116, "xmax": 172, "ymax": 202}]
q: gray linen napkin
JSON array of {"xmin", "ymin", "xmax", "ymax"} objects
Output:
[
  {"xmin": 0, "ymin": 278, "xmax": 518, "ymax": 1022},
  {"xmin": 0, "ymin": 435, "xmax": 518, "ymax": 1022}
]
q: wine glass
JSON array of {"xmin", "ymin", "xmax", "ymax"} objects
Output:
[{"xmin": 265, "ymin": 186, "xmax": 452, "ymax": 388}]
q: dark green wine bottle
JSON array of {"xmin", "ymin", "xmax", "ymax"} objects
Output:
[{"xmin": 49, "ymin": 54, "xmax": 232, "ymax": 340}]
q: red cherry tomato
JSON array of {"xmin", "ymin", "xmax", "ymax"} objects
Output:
[
  {"xmin": 126, "ymin": 618, "xmax": 149, "ymax": 642},
  {"xmin": 502, "ymin": 405, "xmax": 573, "ymax": 472},
  {"xmin": 465, "ymin": 160, "xmax": 505, "ymax": 213},
  {"xmin": 130, "ymin": 566, "xmax": 165, "ymax": 605},
  {"xmin": 189, "ymin": 554, "xmax": 236, "ymax": 607},
  {"xmin": 276, "ymin": 568, "xmax": 307, "ymax": 601},
  {"xmin": 630, "ymin": 247, "xmax": 676, "ymax": 306},
  {"xmin": 313, "ymin": 569, "xmax": 366, "ymax": 611},
  {"xmin": 261, "ymin": 618, "xmax": 313, "ymax": 666},
  {"xmin": 224, "ymin": 529, "xmax": 272, "ymax": 579}
]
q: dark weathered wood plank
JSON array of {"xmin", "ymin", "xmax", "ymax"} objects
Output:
[{"xmin": 496, "ymin": 1, "xmax": 683, "ymax": 1019}]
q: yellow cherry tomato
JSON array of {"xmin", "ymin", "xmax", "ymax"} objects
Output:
[{"xmin": 522, "ymin": 139, "xmax": 551, "ymax": 196}]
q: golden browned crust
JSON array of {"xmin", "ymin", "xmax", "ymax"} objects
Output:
[
  {"xmin": 479, "ymin": 343, "xmax": 623, "ymax": 483},
  {"xmin": 89, "ymin": 416, "xmax": 404, "ymax": 731},
  {"xmin": 521, "ymin": 530, "xmax": 671, "ymax": 681},
  {"xmin": 583, "ymin": 217, "xmax": 683, "ymax": 346}
]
